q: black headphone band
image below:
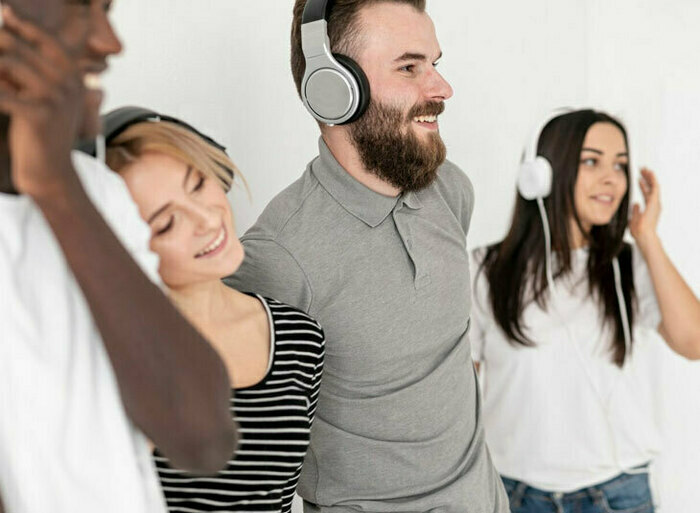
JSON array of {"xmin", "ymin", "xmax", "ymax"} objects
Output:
[
  {"xmin": 102, "ymin": 106, "xmax": 227, "ymax": 154},
  {"xmin": 302, "ymin": 0, "xmax": 333, "ymax": 24}
]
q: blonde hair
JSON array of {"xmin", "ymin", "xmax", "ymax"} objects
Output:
[{"xmin": 106, "ymin": 120, "xmax": 247, "ymax": 193}]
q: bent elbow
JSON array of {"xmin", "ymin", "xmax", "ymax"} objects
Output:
[
  {"xmin": 686, "ymin": 344, "xmax": 700, "ymax": 361},
  {"xmin": 679, "ymin": 333, "xmax": 700, "ymax": 361}
]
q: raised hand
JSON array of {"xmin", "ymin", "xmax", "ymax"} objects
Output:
[
  {"xmin": 629, "ymin": 167, "xmax": 661, "ymax": 249},
  {"xmin": 0, "ymin": 5, "xmax": 84, "ymax": 198}
]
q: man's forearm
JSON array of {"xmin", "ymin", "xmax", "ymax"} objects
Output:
[{"xmin": 34, "ymin": 167, "xmax": 236, "ymax": 473}]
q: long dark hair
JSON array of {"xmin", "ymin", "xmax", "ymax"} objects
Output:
[{"xmin": 480, "ymin": 109, "xmax": 636, "ymax": 366}]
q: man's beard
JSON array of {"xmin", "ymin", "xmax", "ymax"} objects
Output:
[{"xmin": 347, "ymin": 98, "xmax": 446, "ymax": 192}]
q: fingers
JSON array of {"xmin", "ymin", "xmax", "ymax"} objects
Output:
[
  {"xmin": 631, "ymin": 203, "xmax": 641, "ymax": 218},
  {"xmin": 0, "ymin": 55, "xmax": 53, "ymax": 100},
  {"xmin": 0, "ymin": 31, "xmax": 64, "ymax": 84},
  {"xmin": 0, "ymin": 6, "xmax": 81, "ymax": 111},
  {"xmin": 0, "ymin": 5, "xmax": 72, "ymax": 74},
  {"xmin": 0, "ymin": 94, "xmax": 35, "ymax": 116},
  {"xmin": 638, "ymin": 167, "xmax": 660, "ymax": 207},
  {"xmin": 628, "ymin": 203, "xmax": 641, "ymax": 235}
]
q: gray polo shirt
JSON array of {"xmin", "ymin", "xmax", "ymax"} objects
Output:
[{"xmin": 226, "ymin": 139, "xmax": 508, "ymax": 513}]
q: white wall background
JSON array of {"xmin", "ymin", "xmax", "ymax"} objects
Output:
[{"xmin": 103, "ymin": 1, "xmax": 700, "ymax": 511}]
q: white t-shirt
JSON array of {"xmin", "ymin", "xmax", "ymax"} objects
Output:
[
  {"xmin": 469, "ymin": 245, "xmax": 663, "ymax": 492},
  {"xmin": 0, "ymin": 152, "xmax": 167, "ymax": 513}
]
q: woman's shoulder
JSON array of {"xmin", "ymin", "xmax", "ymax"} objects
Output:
[{"xmin": 256, "ymin": 295, "xmax": 324, "ymax": 336}]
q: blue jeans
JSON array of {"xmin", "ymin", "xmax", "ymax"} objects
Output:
[{"xmin": 502, "ymin": 470, "xmax": 655, "ymax": 513}]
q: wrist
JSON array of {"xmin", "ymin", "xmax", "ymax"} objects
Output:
[
  {"xmin": 636, "ymin": 232, "xmax": 662, "ymax": 255},
  {"xmin": 25, "ymin": 160, "xmax": 80, "ymax": 203}
]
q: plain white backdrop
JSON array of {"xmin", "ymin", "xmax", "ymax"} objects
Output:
[{"xmin": 103, "ymin": 1, "xmax": 700, "ymax": 511}]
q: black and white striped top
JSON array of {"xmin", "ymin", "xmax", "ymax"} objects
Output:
[{"xmin": 153, "ymin": 295, "xmax": 325, "ymax": 512}]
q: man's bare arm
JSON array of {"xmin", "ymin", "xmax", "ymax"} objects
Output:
[{"xmin": 0, "ymin": 4, "xmax": 236, "ymax": 473}]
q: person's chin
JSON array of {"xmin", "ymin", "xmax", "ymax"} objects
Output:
[
  {"xmin": 80, "ymin": 89, "xmax": 104, "ymax": 140},
  {"xmin": 591, "ymin": 213, "xmax": 617, "ymax": 227},
  {"xmin": 221, "ymin": 246, "xmax": 245, "ymax": 279}
]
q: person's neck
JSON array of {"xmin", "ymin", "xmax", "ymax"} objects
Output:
[
  {"xmin": 321, "ymin": 128, "xmax": 401, "ymax": 198},
  {"xmin": 167, "ymin": 279, "xmax": 241, "ymax": 329},
  {"xmin": 569, "ymin": 217, "xmax": 590, "ymax": 249},
  {"xmin": 0, "ymin": 118, "xmax": 18, "ymax": 195}
]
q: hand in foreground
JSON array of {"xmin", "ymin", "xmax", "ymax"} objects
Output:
[{"xmin": 0, "ymin": 5, "xmax": 84, "ymax": 198}]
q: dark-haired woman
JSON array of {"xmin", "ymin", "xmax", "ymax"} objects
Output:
[{"xmin": 470, "ymin": 109, "xmax": 700, "ymax": 513}]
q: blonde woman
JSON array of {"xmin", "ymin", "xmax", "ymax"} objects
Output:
[{"xmin": 104, "ymin": 107, "xmax": 325, "ymax": 513}]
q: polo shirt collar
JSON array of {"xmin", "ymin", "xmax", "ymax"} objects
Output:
[{"xmin": 312, "ymin": 138, "xmax": 401, "ymax": 228}]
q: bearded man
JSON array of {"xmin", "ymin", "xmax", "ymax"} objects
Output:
[{"xmin": 226, "ymin": 1, "xmax": 508, "ymax": 511}]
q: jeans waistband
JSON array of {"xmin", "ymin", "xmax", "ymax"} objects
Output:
[{"xmin": 502, "ymin": 464, "xmax": 650, "ymax": 509}]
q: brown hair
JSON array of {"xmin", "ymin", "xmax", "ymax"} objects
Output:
[
  {"xmin": 290, "ymin": 0, "xmax": 426, "ymax": 97},
  {"xmin": 105, "ymin": 121, "xmax": 245, "ymax": 193}
]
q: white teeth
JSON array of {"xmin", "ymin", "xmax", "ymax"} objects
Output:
[
  {"xmin": 83, "ymin": 73, "xmax": 102, "ymax": 91},
  {"xmin": 196, "ymin": 228, "xmax": 225, "ymax": 257},
  {"xmin": 414, "ymin": 115, "xmax": 437, "ymax": 123},
  {"xmin": 594, "ymin": 195, "xmax": 613, "ymax": 202}
]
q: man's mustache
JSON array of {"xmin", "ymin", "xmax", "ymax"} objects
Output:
[{"xmin": 407, "ymin": 101, "xmax": 445, "ymax": 120}]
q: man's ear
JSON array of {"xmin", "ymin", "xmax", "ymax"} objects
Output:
[{"xmin": 2, "ymin": 0, "xmax": 65, "ymax": 33}]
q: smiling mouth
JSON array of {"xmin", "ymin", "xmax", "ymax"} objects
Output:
[
  {"xmin": 591, "ymin": 194, "xmax": 615, "ymax": 204},
  {"xmin": 195, "ymin": 226, "xmax": 227, "ymax": 258},
  {"xmin": 412, "ymin": 114, "xmax": 439, "ymax": 128}
]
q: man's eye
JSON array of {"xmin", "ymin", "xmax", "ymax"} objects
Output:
[
  {"xmin": 155, "ymin": 217, "xmax": 174, "ymax": 236},
  {"xmin": 399, "ymin": 65, "xmax": 415, "ymax": 73}
]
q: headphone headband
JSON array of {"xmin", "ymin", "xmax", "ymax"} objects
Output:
[
  {"xmin": 102, "ymin": 106, "xmax": 227, "ymax": 153},
  {"xmin": 302, "ymin": 0, "xmax": 332, "ymax": 24},
  {"xmin": 524, "ymin": 107, "xmax": 575, "ymax": 162},
  {"xmin": 76, "ymin": 106, "xmax": 228, "ymax": 159}
]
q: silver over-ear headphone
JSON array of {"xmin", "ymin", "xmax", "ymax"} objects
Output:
[
  {"xmin": 517, "ymin": 107, "xmax": 575, "ymax": 200},
  {"xmin": 300, "ymin": 0, "xmax": 371, "ymax": 125}
]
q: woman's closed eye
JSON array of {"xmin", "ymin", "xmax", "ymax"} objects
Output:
[
  {"xmin": 154, "ymin": 216, "xmax": 174, "ymax": 236},
  {"xmin": 191, "ymin": 174, "xmax": 206, "ymax": 193}
]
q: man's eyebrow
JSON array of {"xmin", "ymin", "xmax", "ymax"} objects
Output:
[{"xmin": 394, "ymin": 51, "xmax": 443, "ymax": 63}]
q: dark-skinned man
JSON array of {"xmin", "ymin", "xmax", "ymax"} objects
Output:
[{"xmin": 0, "ymin": 1, "xmax": 236, "ymax": 511}]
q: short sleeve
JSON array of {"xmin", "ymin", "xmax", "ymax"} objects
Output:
[
  {"xmin": 434, "ymin": 160, "xmax": 475, "ymax": 241},
  {"xmin": 469, "ymin": 248, "xmax": 490, "ymax": 362},
  {"xmin": 72, "ymin": 152, "xmax": 162, "ymax": 287},
  {"xmin": 307, "ymin": 325, "xmax": 325, "ymax": 425},
  {"xmin": 632, "ymin": 245, "xmax": 662, "ymax": 330},
  {"xmin": 225, "ymin": 237, "xmax": 314, "ymax": 314}
]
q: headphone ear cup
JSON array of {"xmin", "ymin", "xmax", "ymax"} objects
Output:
[
  {"xmin": 332, "ymin": 53, "xmax": 371, "ymax": 124},
  {"xmin": 517, "ymin": 156, "xmax": 553, "ymax": 200}
]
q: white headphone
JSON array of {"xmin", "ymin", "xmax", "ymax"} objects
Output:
[{"xmin": 516, "ymin": 107, "xmax": 574, "ymax": 200}]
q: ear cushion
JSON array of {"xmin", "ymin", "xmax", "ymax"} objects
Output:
[
  {"xmin": 333, "ymin": 53, "xmax": 371, "ymax": 124},
  {"xmin": 517, "ymin": 156, "xmax": 553, "ymax": 200}
]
